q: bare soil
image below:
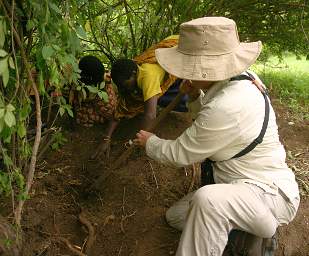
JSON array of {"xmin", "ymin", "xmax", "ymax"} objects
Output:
[{"xmin": 7, "ymin": 98, "xmax": 309, "ymax": 255}]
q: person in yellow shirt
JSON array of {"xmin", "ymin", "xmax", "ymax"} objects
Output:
[{"xmin": 92, "ymin": 35, "xmax": 188, "ymax": 160}]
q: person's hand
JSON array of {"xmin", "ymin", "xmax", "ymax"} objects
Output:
[
  {"xmin": 134, "ymin": 130, "xmax": 154, "ymax": 147},
  {"xmin": 90, "ymin": 136, "xmax": 111, "ymax": 160},
  {"xmin": 179, "ymin": 80, "xmax": 200, "ymax": 101}
]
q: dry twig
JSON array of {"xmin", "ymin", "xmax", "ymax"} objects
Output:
[
  {"xmin": 187, "ymin": 163, "xmax": 201, "ymax": 193},
  {"xmin": 148, "ymin": 161, "xmax": 159, "ymax": 189},
  {"xmin": 57, "ymin": 237, "xmax": 86, "ymax": 256}
]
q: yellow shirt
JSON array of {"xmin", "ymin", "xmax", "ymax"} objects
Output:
[
  {"xmin": 137, "ymin": 63, "xmax": 165, "ymax": 101},
  {"xmin": 137, "ymin": 35, "xmax": 179, "ymax": 102}
]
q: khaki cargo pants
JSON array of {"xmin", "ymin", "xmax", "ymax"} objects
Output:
[{"xmin": 166, "ymin": 183, "xmax": 299, "ymax": 256}]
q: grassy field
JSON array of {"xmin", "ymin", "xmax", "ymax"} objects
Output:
[{"xmin": 252, "ymin": 54, "xmax": 309, "ymax": 120}]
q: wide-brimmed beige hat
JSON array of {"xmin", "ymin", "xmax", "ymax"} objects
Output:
[{"xmin": 155, "ymin": 17, "xmax": 262, "ymax": 81}]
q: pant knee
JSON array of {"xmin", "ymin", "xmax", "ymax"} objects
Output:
[{"xmin": 191, "ymin": 186, "xmax": 223, "ymax": 210}]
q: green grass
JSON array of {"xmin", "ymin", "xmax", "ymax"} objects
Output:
[{"xmin": 252, "ymin": 54, "xmax": 309, "ymax": 120}]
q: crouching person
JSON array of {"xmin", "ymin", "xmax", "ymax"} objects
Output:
[
  {"xmin": 134, "ymin": 17, "xmax": 299, "ymax": 256},
  {"xmin": 73, "ymin": 55, "xmax": 117, "ymax": 128}
]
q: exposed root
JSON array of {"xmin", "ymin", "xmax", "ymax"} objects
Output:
[
  {"xmin": 78, "ymin": 211, "xmax": 96, "ymax": 254},
  {"xmin": 57, "ymin": 237, "xmax": 86, "ymax": 256}
]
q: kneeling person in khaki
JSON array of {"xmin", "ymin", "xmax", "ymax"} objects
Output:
[{"xmin": 134, "ymin": 17, "xmax": 299, "ymax": 256}]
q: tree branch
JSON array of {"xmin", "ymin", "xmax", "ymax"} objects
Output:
[
  {"xmin": 123, "ymin": 0, "xmax": 136, "ymax": 55},
  {"xmin": 0, "ymin": 1, "xmax": 42, "ymax": 227}
]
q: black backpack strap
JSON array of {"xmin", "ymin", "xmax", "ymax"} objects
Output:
[
  {"xmin": 201, "ymin": 159, "xmax": 215, "ymax": 185},
  {"xmin": 230, "ymin": 72, "xmax": 270, "ymax": 159},
  {"xmin": 232, "ymin": 92, "xmax": 269, "ymax": 158},
  {"xmin": 201, "ymin": 72, "xmax": 270, "ymax": 186},
  {"xmin": 230, "ymin": 74, "xmax": 253, "ymax": 82}
]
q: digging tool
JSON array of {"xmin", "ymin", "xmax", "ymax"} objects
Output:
[{"xmin": 91, "ymin": 90, "xmax": 186, "ymax": 191}]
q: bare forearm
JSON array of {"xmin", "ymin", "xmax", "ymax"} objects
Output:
[
  {"xmin": 141, "ymin": 95, "xmax": 158, "ymax": 131},
  {"xmin": 140, "ymin": 114, "xmax": 156, "ymax": 131}
]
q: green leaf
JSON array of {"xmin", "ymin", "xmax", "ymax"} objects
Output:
[
  {"xmin": 17, "ymin": 124, "xmax": 26, "ymax": 138},
  {"xmin": 26, "ymin": 20, "xmax": 35, "ymax": 31},
  {"xmin": 48, "ymin": 2, "xmax": 61, "ymax": 14},
  {"xmin": 42, "ymin": 46, "xmax": 54, "ymax": 59},
  {"xmin": 0, "ymin": 108, "xmax": 4, "ymax": 118},
  {"xmin": 98, "ymin": 91, "xmax": 109, "ymax": 102},
  {"xmin": 8, "ymin": 57, "xmax": 15, "ymax": 69},
  {"xmin": 49, "ymin": 63, "xmax": 59, "ymax": 85},
  {"xmin": 67, "ymin": 108, "xmax": 74, "ymax": 117},
  {"xmin": 0, "ymin": 118, "xmax": 4, "ymax": 133},
  {"xmin": 0, "ymin": 57, "xmax": 9, "ymax": 87},
  {"xmin": 2, "ymin": 67, "xmax": 9, "ymax": 87},
  {"xmin": 45, "ymin": 5, "xmax": 50, "ymax": 24},
  {"xmin": 99, "ymin": 81, "xmax": 106, "ymax": 89},
  {"xmin": 0, "ymin": 49, "xmax": 7, "ymax": 57},
  {"xmin": 6, "ymin": 104, "xmax": 15, "ymax": 112},
  {"xmin": 76, "ymin": 25, "xmax": 87, "ymax": 39},
  {"xmin": 52, "ymin": 44, "xmax": 61, "ymax": 51},
  {"xmin": 63, "ymin": 104, "xmax": 74, "ymax": 117},
  {"xmin": 0, "ymin": 171, "xmax": 10, "ymax": 196},
  {"xmin": 19, "ymin": 104, "xmax": 31, "ymax": 120},
  {"xmin": 17, "ymin": 192, "xmax": 30, "ymax": 201},
  {"xmin": 86, "ymin": 86, "xmax": 99, "ymax": 93},
  {"xmin": 69, "ymin": 32, "xmax": 80, "ymax": 52},
  {"xmin": 3, "ymin": 152, "xmax": 13, "ymax": 166},
  {"xmin": 0, "ymin": 57, "xmax": 8, "ymax": 75},
  {"xmin": 38, "ymin": 71, "xmax": 46, "ymax": 94},
  {"xmin": 0, "ymin": 19, "xmax": 6, "ymax": 48},
  {"xmin": 13, "ymin": 169, "xmax": 25, "ymax": 191},
  {"xmin": 60, "ymin": 96, "xmax": 66, "ymax": 105},
  {"xmin": 59, "ymin": 106, "xmax": 65, "ymax": 116},
  {"xmin": 4, "ymin": 111, "xmax": 16, "ymax": 127},
  {"xmin": 1, "ymin": 126, "xmax": 12, "ymax": 143}
]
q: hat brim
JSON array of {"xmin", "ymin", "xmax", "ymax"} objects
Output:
[{"xmin": 155, "ymin": 41, "xmax": 262, "ymax": 81}]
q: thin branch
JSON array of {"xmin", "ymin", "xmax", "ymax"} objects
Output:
[
  {"xmin": 300, "ymin": 0, "xmax": 309, "ymax": 45},
  {"xmin": 93, "ymin": 0, "xmax": 123, "ymax": 17},
  {"xmin": 87, "ymin": 9, "xmax": 115, "ymax": 61},
  {"xmin": 148, "ymin": 160, "xmax": 159, "ymax": 189},
  {"xmin": 123, "ymin": 0, "xmax": 136, "ymax": 54},
  {"xmin": 1, "ymin": 1, "xmax": 42, "ymax": 227}
]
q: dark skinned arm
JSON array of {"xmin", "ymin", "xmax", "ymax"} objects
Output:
[
  {"xmin": 103, "ymin": 118, "xmax": 120, "ymax": 137},
  {"xmin": 91, "ymin": 118, "xmax": 119, "ymax": 160},
  {"xmin": 92, "ymin": 95, "xmax": 158, "ymax": 159},
  {"xmin": 140, "ymin": 95, "xmax": 159, "ymax": 131}
]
